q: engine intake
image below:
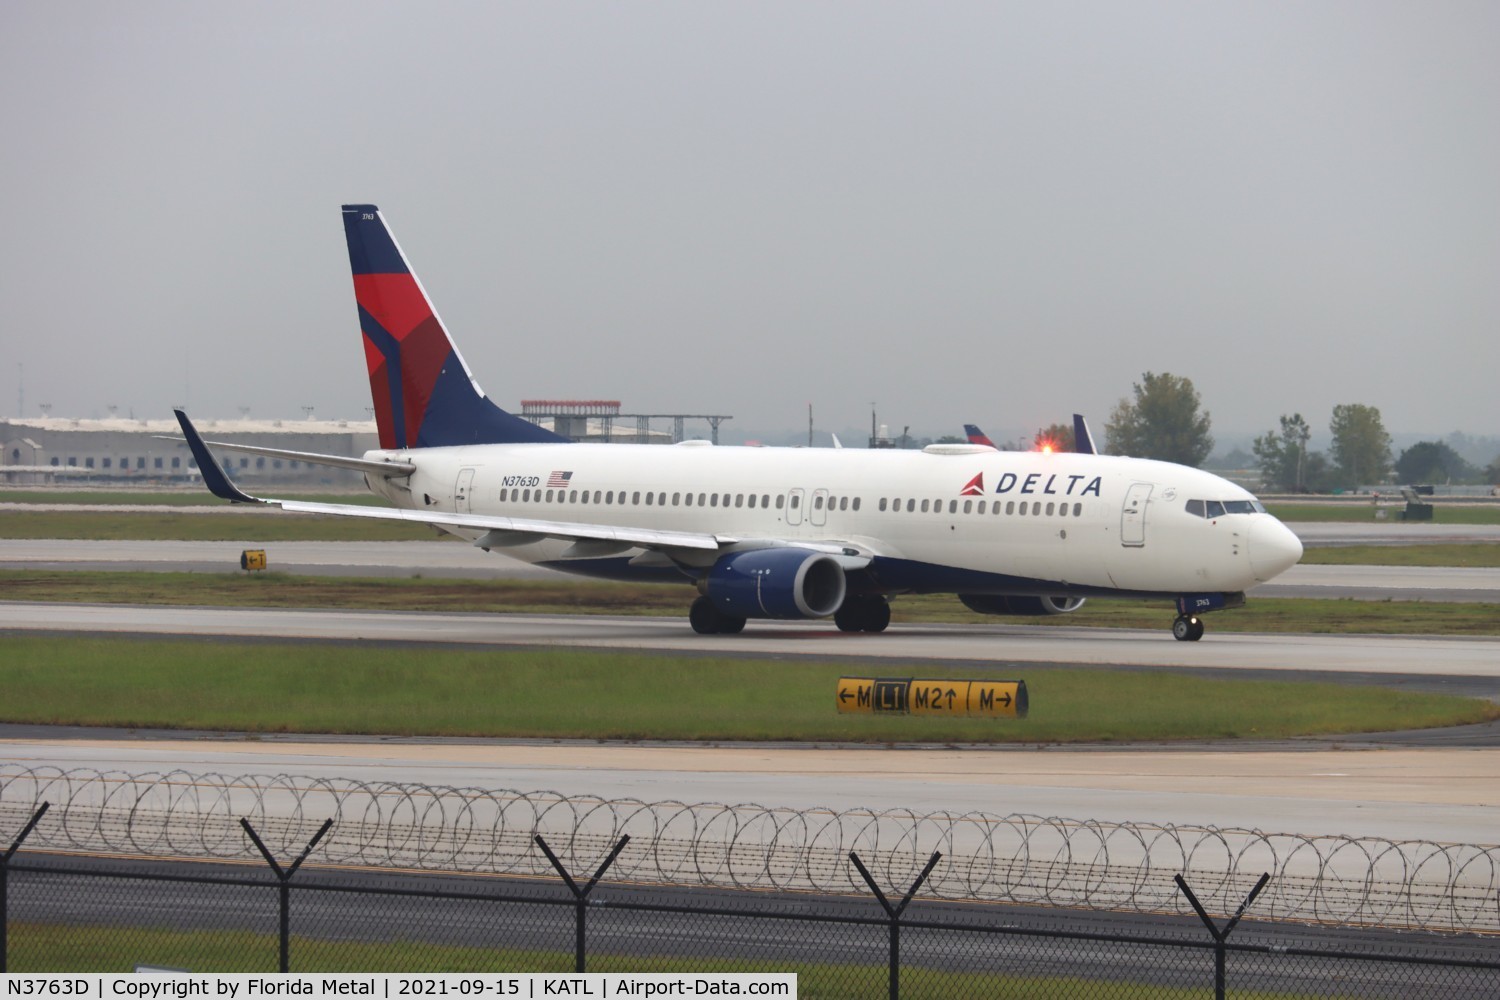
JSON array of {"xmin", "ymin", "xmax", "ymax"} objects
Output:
[
  {"xmin": 958, "ymin": 594, "xmax": 1086, "ymax": 616},
  {"xmin": 703, "ymin": 548, "xmax": 847, "ymax": 620}
]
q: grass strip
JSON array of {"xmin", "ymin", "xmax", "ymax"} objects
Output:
[
  {"xmin": 3, "ymin": 569, "xmax": 1497, "ymax": 635},
  {"xmin": 1297, "ymin": 543, "xmax": 1500, "ymax": 567},
  {"xmin": 2, "ymin": 636, "xmax": 1492, "ymax": 742},
  {"xmin": 8, "ymin": 922, "xmax": 1331, "ymax": 997},
  {"xmin": 1265, "ymin": 503, "xmax": 1500, "ymax": 524}
]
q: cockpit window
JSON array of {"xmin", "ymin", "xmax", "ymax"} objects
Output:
[{"xmin": 1186, "ymin": 498, "xmax": 1268, "ymax": 518}]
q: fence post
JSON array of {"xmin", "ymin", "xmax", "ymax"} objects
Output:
[
  {"xmin": 241, "ymin": 817, "xmax": 333, "ymax": 973},
  {"xmin": 535, "ymin": 834, "xmax": 630, "ymax": 974},
  {"xmin": 2, "ymin": 803, "xmax": 50, "ymax": 973},
  {"xmin": 850, "ymin": 850, "xmax": 942, "ymax": 1000},
  {"xmin": 1176, "ymin": 872, "xmax": 1270, "ymax": 1000}
]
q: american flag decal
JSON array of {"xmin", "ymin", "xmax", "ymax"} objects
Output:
[{"xmin": 547, "ymin": 470, "xmax": 573, "ymax": 488}]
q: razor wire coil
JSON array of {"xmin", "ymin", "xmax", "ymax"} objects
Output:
[{"xmin": 2, "ymin": 764, "xmax": 1496, "ymax": 933}]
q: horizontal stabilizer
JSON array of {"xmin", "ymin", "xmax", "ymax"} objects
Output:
[{"xmin": 155, "ymin": 435, "xmax": 417, "ymax": 478}]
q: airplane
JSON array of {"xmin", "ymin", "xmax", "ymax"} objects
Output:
[
  {"xmin": 174, "ymin": 203, "xmax": 1303, "ymax": 641},
  {"xmin": 966, "ymin": 418, "xmax": 1094, "ymax": 455}
]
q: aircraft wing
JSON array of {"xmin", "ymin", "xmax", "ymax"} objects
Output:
[{"xmin": 173, "ymin": 410, "xmax": 871, "ymax": 567}]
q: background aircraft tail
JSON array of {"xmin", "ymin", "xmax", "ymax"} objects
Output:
[
  {"xmin": 964, "ymin": 424, "xmax": 997, "ymax": 448},
  {"xmin": 342, "ymin": 204, "xmax": 567, "ymax": 449}
]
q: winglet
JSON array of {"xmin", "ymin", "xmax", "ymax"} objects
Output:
[
  {"xmin": 173, "ymin": 410, "xmax": 262, "ymax": 504},
  {"xmin": 1073, "ymin": 413, "xmax": 1098, "ymax": 455}
]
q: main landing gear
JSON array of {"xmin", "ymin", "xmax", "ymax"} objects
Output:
[
  {"xmin": 1172, "ymin": 615, "xmax": 1205, "ymax": 642},
  {"xmin": 834, "ymin": 596, "xmax": 892, "ymax": 633},
  {"xmin": 689, "ymin": 596, "xmax": 746, "ymax": 635}
]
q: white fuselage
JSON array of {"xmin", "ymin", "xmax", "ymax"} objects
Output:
[{"xmin": 362, "ymin": 441, "xmax": 1302, "ymax": 599}]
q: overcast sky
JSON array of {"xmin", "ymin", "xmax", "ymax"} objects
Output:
[{"xmin": 2, "ymin": 1, "xmax": 1495, "ymax": 448}]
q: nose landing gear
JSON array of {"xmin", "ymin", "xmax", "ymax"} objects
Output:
[{"xmin": 1172, "ymin": 615, "xmax": 1205, "ymax": 642}]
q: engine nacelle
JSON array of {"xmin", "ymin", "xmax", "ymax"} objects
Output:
[
  {"xmin": 958, "ymin": 594, "xmax": 1086, "ymax": 616},
  {"xmin": 703, "ymin": 548, "xmax": 847, "ymax": 620}
]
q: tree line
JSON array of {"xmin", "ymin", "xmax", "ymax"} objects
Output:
[{"xmin": 1031, "ymin": 371, "xmax": 1500, "ymax": 492}]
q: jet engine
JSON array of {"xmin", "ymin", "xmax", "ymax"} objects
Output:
[
  {"xmin": 958, "ymin": 594, "xmax": 1086, "ymax": 616},
  {"xmin": 702, "ymin": 548, "xmax": 847, "ymax": 620}
]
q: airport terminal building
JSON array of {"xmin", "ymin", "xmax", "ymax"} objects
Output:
[
  {"xmin": 1, "ymin": 415, "xmax": 380, "ymax": 486},
  {"xmin": 2, "ymin": 402, "xmax": 730, "ymax": 486}
]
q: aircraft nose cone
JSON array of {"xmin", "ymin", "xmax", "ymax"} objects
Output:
[{"xmin": 1249, "ymin": 517, "xmax": 1304, "ymax": 582}]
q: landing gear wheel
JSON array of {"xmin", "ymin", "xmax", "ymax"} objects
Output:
[
  {"xmin": 690, "ymin": 597, "xmax": 744, "ymax": 635},
  {"xmin": 834, "ymin": 597, "xmax": 892, "ymax": 633},
  {"xmin": 1172, "ymin": 615, "xmax": 1205, "ymax": 642}
]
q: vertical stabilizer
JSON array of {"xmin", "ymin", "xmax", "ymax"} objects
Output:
[
  {"xmin": 963, "ymin": 424, "xmax": 998, "ymax": 448},
  {"xmin": 1073, "ymin": 413, "xmax": 1098, "ymax": 455},
  {"xmin": 342, "ymin": 204, "xmax": 567, "ymax": 448}
]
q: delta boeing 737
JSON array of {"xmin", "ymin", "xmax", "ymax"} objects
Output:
[{"xmin": 174, "ymin": 204, "xmax": 1302, "ymax": 640}]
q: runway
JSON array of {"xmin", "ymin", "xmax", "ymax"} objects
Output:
[
  {"xmin": 4, "ymin": 534, "xmax": 1499, "ymax": 600},
  {"xmin": 4, "ymin": 523, "xmax": 1499, "ymax": 857},
  {"xmin": 3, "ymin": 598, "xmax": 1500, "ymax": 848},
  {"xmin": 3, "ymin": 729, "xmax": 1498, "ymax": 848}
]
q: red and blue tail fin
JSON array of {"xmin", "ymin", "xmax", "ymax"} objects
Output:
[
  {"xmin": 963, "ymin": 424, "xmax": 997, "ymax": 448},
  {"xmin": 342, "ymin": 204, "xmax": 567, "ymax": 449}
]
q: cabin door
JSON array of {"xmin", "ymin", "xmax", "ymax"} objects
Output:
[
  {"xmin": 455, "ymin": 467, "xmax": 476, "ymax": 514},
  {"xmin": 1120, "ymin": 482, "xmax": 1151, "ymax": 547},
  {"xmin": 786, "ymin": 488, "xmax": 805, "ymax": 526}
]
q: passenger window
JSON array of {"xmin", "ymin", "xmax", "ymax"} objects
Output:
[
  {"xmin": 840, "ymin": 497, "xmax": 849, "ymax": 511},
  {"xmin": 594, "ymin": 491, "xmax": 602, "ymax": 504},
  {"xmin": 1018, "ymin": 502, "xmax": 1027, "ymax": 515},
  {"xmin": 1046, "ymin": 502, "xmax": 1055, "ymax": 516},
  {"xmin": 746, "ymin": 494, "xmax": 755, "ymax": 508},
  {"xmin": 606, "ymin": 491, "xmax": 614, "ymax": 504},
  {"xmin": 762, "ymin": 494, "xmax": 770, "ymax": 507},
  {"xmin": 735, "ymin": 494, "xmax": 744, "ymax": 508},
  {"xmin": 685, "ymin": 493, "xmax": 693, "ymax": 506},
  {"xmin": 500, "ymin": 489, "xmax": 509, "ymax": 502},
  {"xmin": 880, "ymin": 498, "xmax": 888, "ymax": 512},
  {"xmin": 632, "ymin": 491, "xmax": 641, "ymax": 505},
  {"xmin": 790, "ymin": 495, "xmax": 799, "ymax": 509},
  {"xmin": 906, "ymin": 499, "xmax": 915, "ymax": 512},
  {"xmin": 673, "ymin": 492, "xmax": 681, "ymax": 505},
  {"xmin": 700, "ymin": 493, "xmax": 708, "ymax": 506},
  {"xmin": 947, "ymin": 500, "xmax": 956, "ymax": 514},
  {"xmin": 977, "ymin": 501, "xmax": 986, "ymax": 514},
  {"xmin": 852, "ymin": 497, "xmax": 860, "ymax": 511},
  {"xmin": 645, "ymin": 492, "xmax": 653, "ymax": 506},
  {"xmin": 921, "ymin": 499, "xmax": 930, "ymax": 513},
  {"xmin": 963, "ymin": 500, "xmax": 972, "ymax": 514},
  {"xmin": 1006, "ymin": 501, "xmax": 1014, "ymax": 515},
  {"xmin": 776, "ymin": 495, "xmax": 785, "ymax": 509},
  {"xmin": 1073, "ymin": 503, "xmax": 1082, "ymax": 517},
  {"xmin": 1186, "ymin": 499, "xmax": 1205, "ymax": 518},
  {"xmin": 711, "ymin": 494, "xmax": 719, "ymax": 507}
]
